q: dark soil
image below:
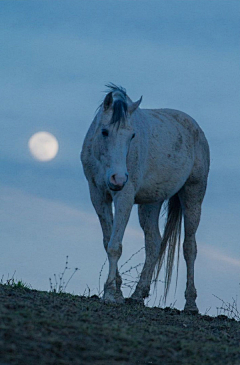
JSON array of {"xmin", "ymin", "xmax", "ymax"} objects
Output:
[{"xmin": 0, "ymin": 285, "xmax": 239, "ymax": 365}]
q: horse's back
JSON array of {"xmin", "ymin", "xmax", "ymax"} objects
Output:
[
  {"xmin": 144, "ymin": 108, "xmax": 204, "ymax": 136},
  {"xmin": 132, "ymin": 107, "xmax": 210, "ymax": 203},
  {"xmin": 142, "ymin": 108, "xmax": 209, "ymax": 162},
  {"xmin": 155, "ymin": 108, "xmax": 210, "ymax": 173}
]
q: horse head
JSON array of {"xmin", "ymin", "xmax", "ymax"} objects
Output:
[{"xmin": 93, "ymin": 85, "xmax": 142, "ymax": 191}]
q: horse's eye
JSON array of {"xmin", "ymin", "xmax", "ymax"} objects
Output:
[
  {"xmin": 102, "ymin": 129, "xmax": 109, "ymax": 137},
  {"xmin": 131, "ymin": 133, "xmax": 136, "ymax": 140}
]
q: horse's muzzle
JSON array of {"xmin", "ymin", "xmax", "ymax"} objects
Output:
[{"xmin": 108, "ymin": 173, "xmax": 128, "ymax": 191}]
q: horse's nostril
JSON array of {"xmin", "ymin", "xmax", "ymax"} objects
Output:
[{"xmin": 110, "ymin": 174, "xmax": 117, "ymax": 185}]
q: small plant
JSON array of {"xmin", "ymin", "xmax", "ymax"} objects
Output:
[
  {"xmin": 214, "ymin": 294, "xmax": 240, "ymax": 321},
  {"xmin": 82, "ymin": 284, "xmax": 91, "ymax": 297},
  {"xmin": 98, "ymin": 247, "xmax": 144, "ymax": 297},
  {"xmin": 98, "ymin": 247, "xmax": 166, "ymax": 303},
  {"xmin": 1, "ymin": 271, "xmax": 31, "ymax": 290},
  {"xmin": 49, "ymin": 256, "xmax": 80, "ymax": 294}
]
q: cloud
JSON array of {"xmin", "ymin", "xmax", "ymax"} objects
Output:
[{"xmin": 199, "ymin": 244, "xmax": 240, "ymax": 268}]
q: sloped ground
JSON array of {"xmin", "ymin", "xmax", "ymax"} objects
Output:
[{"xmin": 0, "ymin": 284, "xmax": 239, "ymax": 365}]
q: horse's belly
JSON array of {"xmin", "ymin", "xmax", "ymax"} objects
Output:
[
  {"xmin": 134, "ymin": 163, "xmax": 192, "ymax": 204},
  {"xmin": 134, "ymin": 180, "xmax": 183, "ymax": 204},
  {"xmin": 135, "ymin": 189, "xmax": 167, "ymax": 204}
]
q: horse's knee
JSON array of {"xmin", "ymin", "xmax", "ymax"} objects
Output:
[{"xmin": 107, "ymin": 242, "xmax": 122, "ymax": 259}]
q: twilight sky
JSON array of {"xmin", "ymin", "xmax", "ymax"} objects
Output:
[{"xmin": 1, "ymin": 0, "xmax": 240, "ymax": 314}]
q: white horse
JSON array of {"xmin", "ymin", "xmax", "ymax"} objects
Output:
[{"xmin": 81, "ymin": 85, "xmax": 210, "ymax": 313}]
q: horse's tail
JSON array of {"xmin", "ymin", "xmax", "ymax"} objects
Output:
[{"xmin": 154, "ymin": 193, "xmax": 182, "ymax": 302}]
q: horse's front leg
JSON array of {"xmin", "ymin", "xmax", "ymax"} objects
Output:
[
  {"xmin": 88, "ymin": 183, "xmax": 120, "ymax": 288},
  {"xmin": 103, "ymin": 191, "xmax": 134, "ymax": 303}
]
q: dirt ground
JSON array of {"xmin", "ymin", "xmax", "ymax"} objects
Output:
[{"xmin": 0, "ymin": 284, "xmax": 239, "ymax": 365}]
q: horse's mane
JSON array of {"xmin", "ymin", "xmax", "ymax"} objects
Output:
[
  {"xmin": 105, "ymin": 84, "xmax": 128, "ymax": 127},
  {"xmin": 105, "ymin": 83, "xmax": 126, "ymax": 98}
]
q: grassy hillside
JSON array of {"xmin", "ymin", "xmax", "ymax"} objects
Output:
[{"xmin": 0, "ymin": 284, "xmax": 239, "ymax": 364}]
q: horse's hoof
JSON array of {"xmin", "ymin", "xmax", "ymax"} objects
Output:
[
  {"xmin": 102, "ymin": 292, "xmax": 124, "ymax": 304},
  {"xmin": 102, "ymin": 291, "xmax": 115, "ymax": 303},
  {"xmin": 115, "ymin": 293, "xmax": 124, "ymax": 304},
  {"xmin": 184, "ymin": 303, "xmax": 199, "ymax": 315}
]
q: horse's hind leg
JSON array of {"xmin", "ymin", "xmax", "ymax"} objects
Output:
[
  {"xmin": 131, "ymin": 202, "xmax": 162, "ymax": 303},
  {"xmin": 179, "ymin": 180, "xmax": 207, "ymax": 313}
]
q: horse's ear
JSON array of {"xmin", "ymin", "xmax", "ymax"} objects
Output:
[
  {"xmin": 128, "ymin": 96, "xmax": 142, "ymax": 114},
  {"xmin": 103, "ymin": 92, "xmax": 113, "ymax": 111}
]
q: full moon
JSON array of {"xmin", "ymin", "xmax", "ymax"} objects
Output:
[{"xmin": 28, "ymin": 132, "xmax": 59, "ymax": 161}]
